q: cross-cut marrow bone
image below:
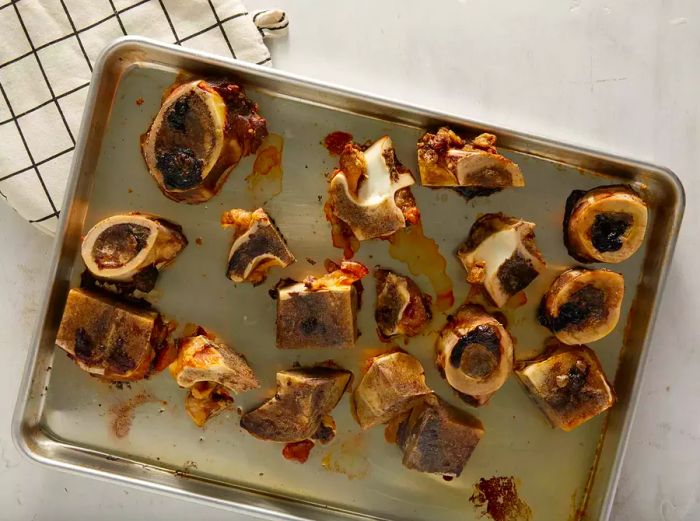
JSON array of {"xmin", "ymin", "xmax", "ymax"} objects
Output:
[
  {"xmin": 276, "ymin": 261, "xmax": 368, "ymax": 349},
  {"xmin": 222, "ymin": 208, "xmax": 295, "ymax": 285},
  {"xmin": 353, "ymin": 351, "xmax": 432, "ymax": 429},
  {"xmin": 240, "ymin": 366, "xmax": 352, "ymax": 442},
  {"xmin": 327, "ymin": 136, "xmax": 418, "ymax": 240},
  {"xmin": 142, "ymin": 79, "xmax": 267, "ymax": 203},
  {"xmin": 417, "ymin": 127, "xmax": 524, "ymax": 190},
  {"xmin": 515, "ymin": 341, "xmax": 615, "ymax": 431},
  {"xmin": 436, "ymin": 304, "xmax": 514, "ymax": 406},
  {"xmin": 538, "ymin": 268, "xmax": 624, "ymax": 344},
  {"xmin": 81, "ymin": 213, "xmax": 187, "ymax": 293},
  {"xmin": 564, "ymin": 185, "xmax": 648, "ymax": 263},
  {"xmin": 374, "ymin": 269, "xmax": 432, "ymax": 339},
  {"xmin": 457, "ymin": 213, "xmax": 545, "ymax": 307},
  {"xmin": 55, "ymin": 288, "xmax": 171, "ymax": 381},
  {"xmin": 396, "ymin": 394, "xmax": 484, "ymax": 476}
]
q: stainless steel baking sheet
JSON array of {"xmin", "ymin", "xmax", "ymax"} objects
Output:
[{"xmin": 13, "ymin": 37, "xmax": 684, "ymax": 521}]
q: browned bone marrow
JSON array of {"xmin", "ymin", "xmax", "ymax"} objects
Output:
[
  {"xmin": 457, "ymin": 213, "xmax": 545, "ymax": 307},
  {"xmin": 81, "ymin": 213, "xmax": 187, "ymax": 293},
  {"xmin": 564, "ymin": 185, "xmax": 648, "ymax": 263},
  {"xmin": 417, "ymin": 127, "xmax": 524, "ymax": 197},
  {"xmin": 142, "ymin": 79, "xmax": 267, "ymax": 203},
  {"xmin": 168, "ymin": 327, "xmax": 259, "ymax": 427},
  {"xmin": 55, "ymin": 288, "xmax": 171, "ymax": 381},
  {"xmin": 275, "ymin": 261, "xmax": 368, "ymax": 349},
  {"xmin": 436, "ymin": 305, "xmax": 514, "ymax": 407},
  {"xmin": 396, "ymin": 394, "xmax": 484, "ymax": 476},
  {"xmin": 538, "ymin": 268, "xmax": 624, "ymax": 344},
  {"xmin": 374, "ymin": 269, "xmax": 432, "ymax": 339},
  {"xmin": 221, "ymin": 208, "xmax": 295, "ymax": 285},
  {"xmin": 326, "ymin": 136, "xmax": 419, "ymax": 241},
  {"xmin": 353, "ymin": 351, "xmax": 432, "ymax": 429},
  {"xmin": 515, "ymin": 341, "xmax": 615, "ymax": 431},
  {"xmin": 240, "ymin": 366, "xmax": 352, "ymax": 442}
]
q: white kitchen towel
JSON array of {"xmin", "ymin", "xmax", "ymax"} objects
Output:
[{"xmin": 0, "ymin": 0, "xmax": 288, "ymax": 235}]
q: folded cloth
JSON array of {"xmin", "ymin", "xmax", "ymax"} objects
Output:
[{"xmin": 0, "ymin": 0, "xmax": 288, "ymax": 235}]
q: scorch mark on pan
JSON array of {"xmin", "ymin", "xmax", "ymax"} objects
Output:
[{"xmin": 109, "ymin": 392, "xmax": 166, "ymax": 439}]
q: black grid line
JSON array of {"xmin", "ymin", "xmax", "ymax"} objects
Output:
[
  {"xmin": 0, "ymin": 0, "xmax": 150, "ymax": 69},
  {"xmin": 108, "ymin": 0, "xmax": 127, "ymax": 35},
  {"xmin": 0, "ymin": 147, "xmax": 74, "ymax": 182},
  {"xmin": 12, "ymin": 2, "xmax": 77, "ymax": 145},
  {"xmin": 180, "ymin": 11, "xmax": 248, "ymax": 45},
  {"xmin": 30, "ymin": 210, "xmax": 60, "ymax": 223},
  {"xmin": 207, "ymin": 0, "xmax": 237, "ymax": 58},
  {"xmin": 0, "ymin": 1, "xmax": 12, "ymax": 11},
  {"xmin": 0, "ymin": 82, "xmax": 89, "ymax": 126},
  {"xmin": 59, "ymin": 0, "xmax": 93, "ymax": 72},
  {"xmin": 0, "ymin": 82, "xmax": 59, "ymax": 214},
  {"xmin": 256, "ymin": 57, "xmax": 271, "ymax": 65},
  {"xmin": 157, "ymin": 0, "xmax": 180, "ymax": 44}
]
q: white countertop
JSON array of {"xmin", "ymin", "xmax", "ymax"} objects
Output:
[{"xmin": 1, "ymin": 0, "xmax": 698, "ymax": 519}]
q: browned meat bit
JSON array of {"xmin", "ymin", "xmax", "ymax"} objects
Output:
[
  {"xmin": 353, "ymin": 351, "xmax": 432, "ymax": 429},
  {"xmin": 457, "ymin": 213, "xmax": 545, "ymax": 308},
  {"xmin": 276, "ymin": 261, "xmax": 368, "ymax": 349},
  {"xmin": 436, "ymin": 305, "xmax": 514, "ymax": 407},
  {"xmin": 563, "ymin": 184, "xmax": 648, "ymax": 263},
  {"xmin": 397, "ymin": 394, "xmax": 484, "ymax": 477},
  {"xmin": 55, "ymin": 288, "xmax": 171, "ymax": 381},
  {"xmin": 538, "ymin": 268, "xmax": 624, "ymax": 344},
  {"xmin": 240, "ymin": 366, "xmax": 352, "ymax": 442},
  {"xmin": 142, "ymin": 78, "xmax": 268, "ymax": 204},
  {"xmin": 326, "ymin": 136, "xmax": 419, "ymax": 243},
  {"xmin": 374, "ymin": 269, "xmax": 432, "ymax": 339},
  {"xmin": 81, "ymin": 213, "xmax": 187, "ymax": 294},
  {"xmin": 417, "ymin": 127, "xmax": 524, "ymax": 192},
  {"xmin": 222, "ymin": 208, "xmax": 295, "ymax": 285},
  {"xmin": 168, "ymin": 327, "xmax": 259, "ymax": 427},
  {"xmin": 515, "ymin": 341, "xmax": 615, "ymax": 431}
]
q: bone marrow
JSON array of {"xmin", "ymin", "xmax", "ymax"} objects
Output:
[
  {"xmin": 81, "ymin": 213, "xmax": 187, "ymax": 293},
  {"xmin": 374, "ymin": 269, "xmax": 432, "ymax": 339},
  {"xmin": 538, "ymin": 268, "xmax": 624, "ymax": 344},
  {"xmin": 142, "ymin": 79, "xmax": 267, "ymax": 203},
  {"xmin": 276, "ymin": 261, "xmax": 368, "ymax": 349},
  {"xmin": 326, "ymin": 136, "xmax": 418, "ymax": 241},
  {"xmin": 396, "ymin": 394, "xmax": 484, "ymax": 476},
  {"xmin": 515, "ymin": 341, "xmax": 615, "ymax": 431},
  {"xmin": 417, "ymin": 127, "xmax": 524, "ymax": 190},
  {"xmin": 55, "ymin": 288, "xmax": 171, "ymax": 381},
  {"xmin": 457, "ymin": 213, "xmax": 545, "ymax": 307},
  {"xmin": 240, "ymin": 366, "xmax": 352, "ymax": 442},
  {"xmin": 222, "ymin": 208, "xmax": 295, "ymax": 285},
  {"xmin": 436, "ymin": 305, "xmax": 514, "ymax": 406},
  {"xmin": 168, "ymin": 327, "xmax": 259, "ymax": 426},
  {"xmin": 353, "ymin": 351, "xmax": 432, "ymax": 429},
  {"xmin": 564, "ymin": 185, "xmax": 648, "ymax": 263}
]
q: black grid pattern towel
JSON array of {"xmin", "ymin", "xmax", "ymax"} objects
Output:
[{"xmin": 0, "ymin": 0, "xmax": 288, "ymax": 234}]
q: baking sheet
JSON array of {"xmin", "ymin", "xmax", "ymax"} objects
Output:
[{"xmin": 13, "ymin": 38, "xmax": 685, "ymax": 521}]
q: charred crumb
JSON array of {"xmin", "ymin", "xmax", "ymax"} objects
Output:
[{"xmin": 306, "ymin": 257, "xmax": 317, "ymax": 265}]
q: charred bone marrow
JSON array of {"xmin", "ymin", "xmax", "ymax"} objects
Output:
[
  {"xmin": 564, "ymin": 185, "xmax": 648, "ymax": 263},
  {"xmin": 222, "ymin": 208, "xmax": 295, "ymax": 285},
  {"xmin": 142, "ymin": 79, "xmax": 267, "ymax": 203},
  {"xmin": 417, "ymin": 127, "xmax": 524, "ymax": 191},
  {"xmin": 327, "ymin": 136, "xmax": 418, "ymax": 241},
  {"xmin": 436, "ymin": 305, "xmax": 514, "ymax": 406},
  {"xmin": 538, "ymin": 268, "xmax": 624, "ymax": 344},
  {"xmin": 515, "ymin": 341, "xmax": 615, "ymax": 431},
  {"xmin": 457, "ymin": 213, "xmax": 546, "ymax": 307},
  {"xmin": 81, "ymin": 213, "xmax": 187, "ymax": 293}
]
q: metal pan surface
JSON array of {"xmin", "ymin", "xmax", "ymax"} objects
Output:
[{"xmin": 13, "ymin": 37, "xmax": 684, "ymax": 521}]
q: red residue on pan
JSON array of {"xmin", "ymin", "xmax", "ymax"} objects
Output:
[
  {"xmin": 321, "ymin": 432, "xmax": 369, "ymax": 480},
  {"xmin": 109, "ymin": 392, "xmax": 165, "ymax": 439},
  {"xmin": 388, "ymin": 222, "xmax": 454, "ymax": 311},
  {"xmin": 246, "ymin": 133, "xmax": 284, "ymax": 204},
  {"xmin": 469, "ymin": 476, "xmax": 532, "ymax": 521},
  {"xmin": 195, "ymin": 237, "xmax": 203, "ymax": 246},
  {"xmin": 323, "ymin": 131, "xmax": 353, "ymax": 155},
  {"xmin": 282, "ymin": 439, "xmax": 315, "ymax": 463},
  {"xmin": 135, "ymin": 97, "xmax": 144, "ymax": 106}
]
